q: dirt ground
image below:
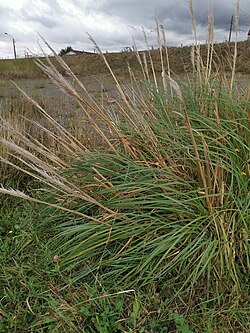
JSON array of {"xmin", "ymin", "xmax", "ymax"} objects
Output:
[{"xmin": 1, "ymin": 72, "xmax": 249, "ymax": 123}]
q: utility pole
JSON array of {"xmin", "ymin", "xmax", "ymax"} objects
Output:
[
  {"xmin": 4, "ymin": 32, "xmax": 17, "ymax": 59},
  {"xmin": 228, "ymin": 15, "xmax": 234, "ymax": 42}
]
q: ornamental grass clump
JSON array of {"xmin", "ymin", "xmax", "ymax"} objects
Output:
[{"xmin": 0, "ymin": 1, "xmax": 249, "ymax": 327}]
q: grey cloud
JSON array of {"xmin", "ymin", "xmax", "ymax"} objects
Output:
[
  {"xmin": 19, "ymin": 0, "xmax": 64, "ymax": 29},
  {"xmin": 1, "ymin": 0, "xmax": 249, "ymax": 59},
  {"xmin": 0, "ymin": 5, "xmax": 20, "ymax": 36},
  {"xmin": 21, "ymin": 9, "xmax": 59, "ymax": 28},
  {"xmin": 97, "ymin": 0, "xmax": 249, "ymax": 34}
]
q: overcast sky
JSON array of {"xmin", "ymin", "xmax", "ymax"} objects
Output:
[{"xmin": 0, "ymin": 0, "xmax": 249, "ymax": 58}]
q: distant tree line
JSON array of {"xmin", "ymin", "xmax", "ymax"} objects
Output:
[{"xmin": 59, "ymin": 46, "xmax": 73, "ymax": 56}]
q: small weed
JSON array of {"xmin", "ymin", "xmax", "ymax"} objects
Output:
[{"xmin": 169, "ymin": 314, "xmax": 194, "ymax": 333}]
